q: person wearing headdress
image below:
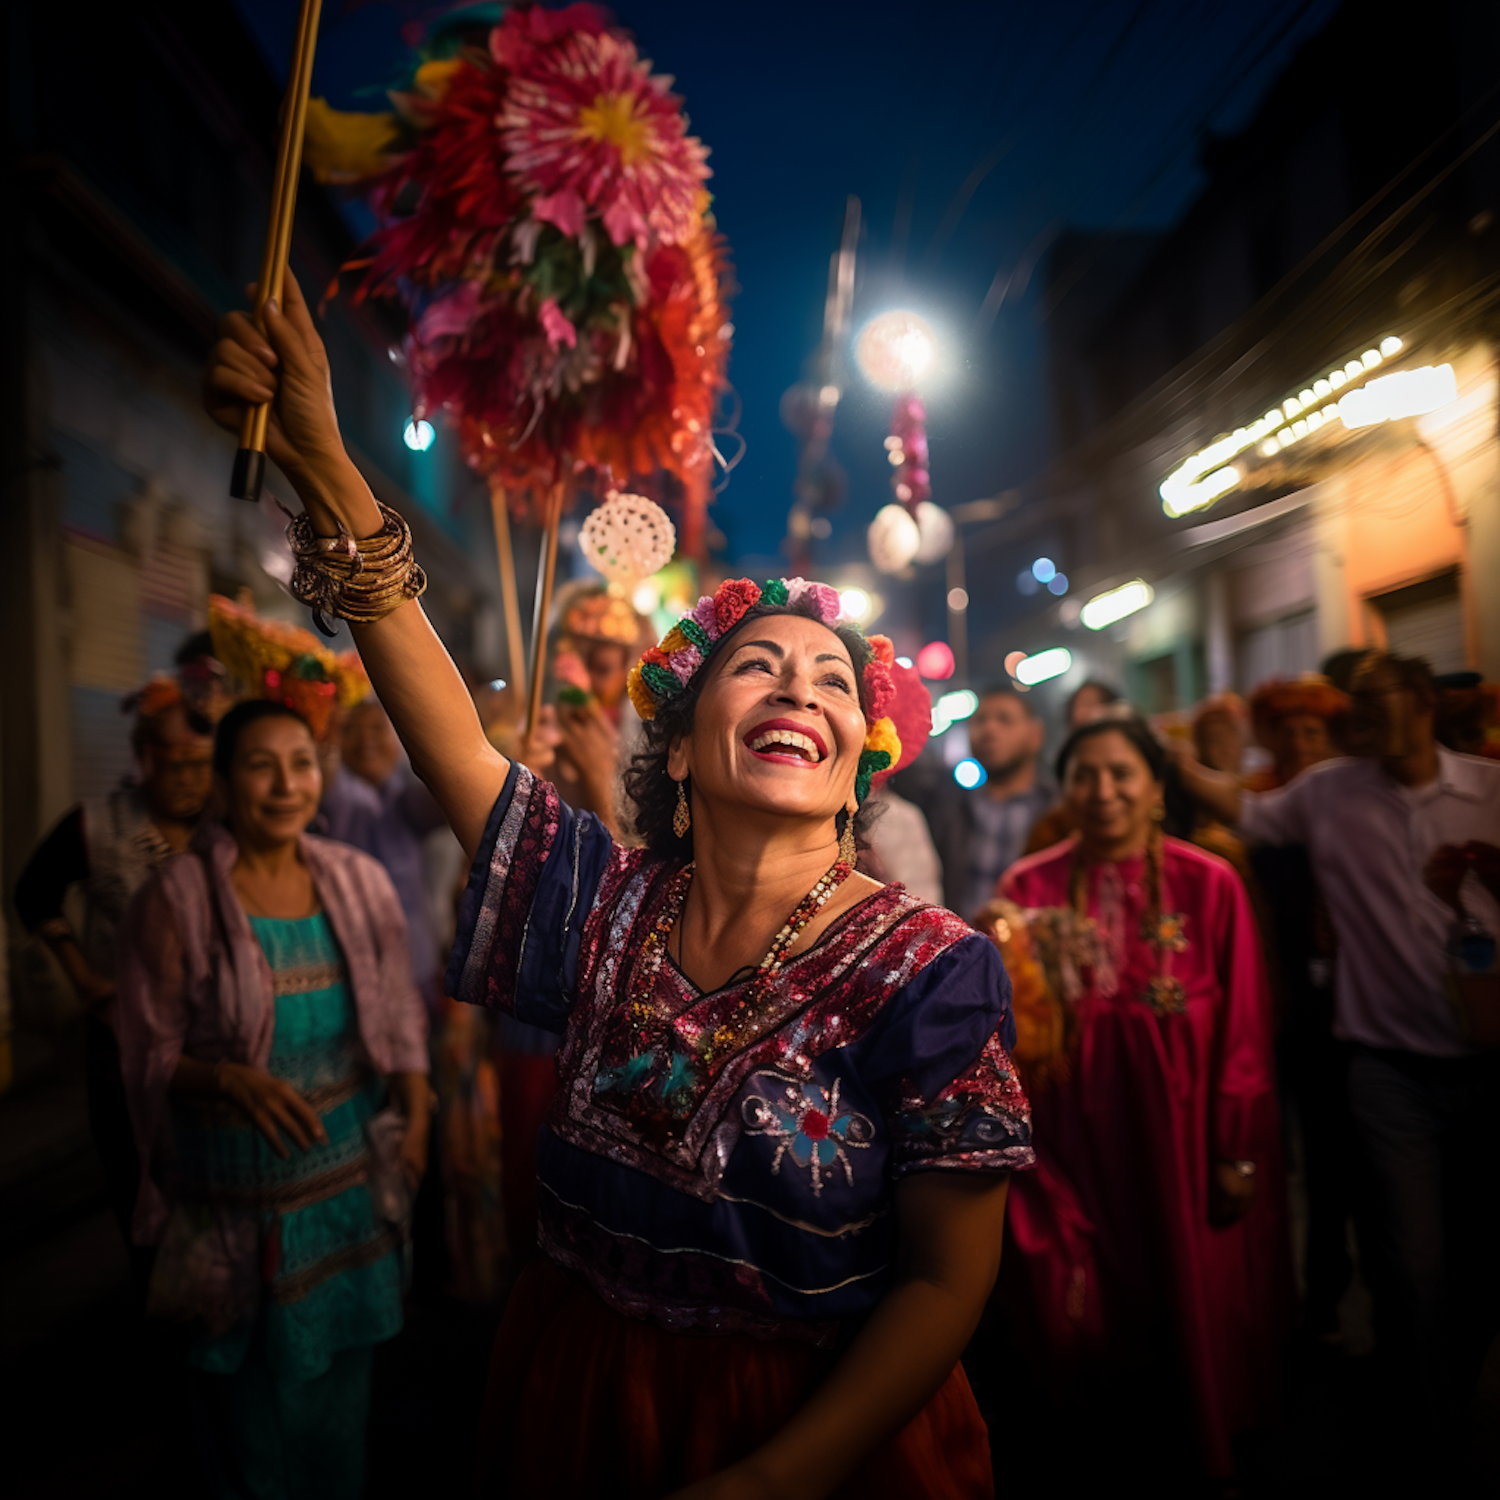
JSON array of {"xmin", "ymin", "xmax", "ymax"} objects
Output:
[
  {"xmin": 14, "ymin": 670, "xmax": 215, "ymax": 1295},
  {"xmin": 548, "ymin": 580, "xmax": 649, "ymax": 835},
  {"xmin": 204, "ymin": 274, "xmax": 1033, "ymax": 1498},
  {"xmin": 115, "ymin": 698, "xmax": 430, "ymax": 1498},
  {"xmin": 984, "ymin": 714, "xmax": 1291, "ymax": 1484},
  {"xmin": 1243, "ymin": 674, "xmax": 1353, "ymax": 1344}
]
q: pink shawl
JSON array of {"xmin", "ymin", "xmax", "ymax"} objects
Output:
[{"xmin": 115, "ymin": 822, "xmax": 429, "ymax": 1246}]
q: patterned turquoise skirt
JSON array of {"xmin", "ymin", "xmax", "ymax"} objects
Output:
[{"xmin": 173, "ymin": 913, "xmax": 404, "ymax": 1381}]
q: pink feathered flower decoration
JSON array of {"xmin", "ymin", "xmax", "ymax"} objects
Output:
[
  {"xmin": 538, "ymin": 297, "xmax": 578, "ymax": 349},
  {"xmin": 497, "ymin": 17, "xmax": 711, "ymax": 252}
]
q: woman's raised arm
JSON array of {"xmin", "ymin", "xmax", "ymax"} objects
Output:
[{"xmin": 203, "ymin": 273, "xmax": 508, "ymax": 858}]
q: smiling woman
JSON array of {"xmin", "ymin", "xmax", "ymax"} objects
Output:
[
  {"xmin": 990, "ymin": 714, "xmax": 1291, "ymax": 1480},
  {"xmin": 201, "ymin": 270, "xmax": 1032, "ymax": 1500},
  {"xmin": 112, "ymin": 696, "xmax": 431, "ymax": 1496}
]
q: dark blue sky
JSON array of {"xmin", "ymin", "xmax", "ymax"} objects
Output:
[{"xmin": 238, "ymin": 0, "xmax": 1340, "ymax": 579}]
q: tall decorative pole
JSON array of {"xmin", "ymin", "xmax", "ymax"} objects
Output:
[
  {"xmin": 230, "ymin": 0, "xmax": 323, "ymax": 503},
  {"xmin": 521, "ymin": 480, "xmax": 566, "ymax": 758},
  {"xmin": 488, "ymin": 484, "xmax": 528, "ymax": 697}
]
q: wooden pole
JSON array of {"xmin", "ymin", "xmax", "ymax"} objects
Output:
[
  {"xmin": 231, "ymin": 0, "xmax": 324, "ymax": 503},
  {"xmin": 488, "ymin": 484, "xmax": 528, "ymax": 698},
  {"xmin": 521, "ymin": 481, "xmax": 566, "ymax": 758}
]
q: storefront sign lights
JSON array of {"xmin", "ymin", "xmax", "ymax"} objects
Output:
[
  {"xmin": 1014, "ymin": 647, "xmax": 1073, "ymax": 686},
  {"xmin": 1080, "ymin": 579, "xmax": 1155, "ymax": 630},
  {"xmin": 1160, "ymin": 335, "xmax": 1405, "ymax": 518}
]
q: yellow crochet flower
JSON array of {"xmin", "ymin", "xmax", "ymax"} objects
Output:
[
  {"xmin": 626, "ymin": 663, "xmax": 657, "ymax": 721},
  {"xmin": 659, "ymin": 625, "xmax": 689, "ymax": 654},
  {"xmin": 864, "ymin": 715, "xmax": 902, "ymax": 765}
]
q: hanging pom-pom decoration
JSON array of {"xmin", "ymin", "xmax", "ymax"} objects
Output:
[
  {"xmin": 886, "ymin": 393, "xmax": 931, "ymax": 510},
  {"xmin": 579, "ymin": 492, "xmax": 676, "ymax": 590}
]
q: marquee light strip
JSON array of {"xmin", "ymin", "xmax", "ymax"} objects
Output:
[{"xmin": 1160, "ymin": 335, "xmax": 1404, "ymax": 518}]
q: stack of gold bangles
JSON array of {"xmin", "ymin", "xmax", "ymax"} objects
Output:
[{"xmin": 287, "ymin": 501, "xmax": 427, "ymax": 633}]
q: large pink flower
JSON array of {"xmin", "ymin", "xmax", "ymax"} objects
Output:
[{"xmin": 495, "ymin": 23, "xmax": 711, "ymax": 251}]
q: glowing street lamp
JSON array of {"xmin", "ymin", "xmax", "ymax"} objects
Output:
[{"xmin": 856, "ymin": 311, "xmax": 937, "ymax": 393}]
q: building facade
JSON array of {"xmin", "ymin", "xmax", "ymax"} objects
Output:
[{"xmin": 986, "ymin": 0, "xmax": 1500, "ymax": 715}]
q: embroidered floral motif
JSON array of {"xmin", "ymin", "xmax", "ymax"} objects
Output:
[
  {"xmin": 1143, "ymin": 911, "xmax": 1189, "ymax": 955},
  {"xmin": 742, "ymin": 1075, "xmax": 874, "ymax": 1196},
  {"xmin": 889, "ymin": 1031, "xmax": 1033, "ymax": 1175},
  {"xmin": 1142, "ymin": 975, "xmax": 1188, "ymax": 1015}
]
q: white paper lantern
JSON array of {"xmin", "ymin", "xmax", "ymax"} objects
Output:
[
  {"xmin": 867, "ymin": 503, "xmax": 921, "ymax": 574},
  {"xmin": 912, "ymin": 501, "xmax": 955, "ymax": 564},
  {"xmin": 579, "ymin": 493, "xmax": 676, "ymax": 589}
]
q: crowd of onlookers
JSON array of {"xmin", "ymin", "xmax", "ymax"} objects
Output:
[{"xmin": 14, "ymin": 605, "xmax": 1500, "ymax": 1491}]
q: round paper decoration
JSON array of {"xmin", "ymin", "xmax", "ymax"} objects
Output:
[
  {"xmin": 580, "ymin": 492, "xmax": 677, "ymax": 589},
  {"xmin": 868, "ymin": 502, "xmax": 921, "ymax": 574},
  {"xmin": 912, "ymin": 501, "xmax": 955, "ymax": 564}
]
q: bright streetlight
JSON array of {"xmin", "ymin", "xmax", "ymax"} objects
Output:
[{"xmin": 855, "ymin": 311, "xmax": 937, "ymax": 393}]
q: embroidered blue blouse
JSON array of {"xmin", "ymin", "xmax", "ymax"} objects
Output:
[{"xmin": 447, "ymin": 763, "xmax": 1032, "ymax": 1344}]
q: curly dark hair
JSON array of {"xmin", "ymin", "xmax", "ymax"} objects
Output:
[{"xmin": 622, "ymin": 602, "xmax": 879, "ymax": 860}]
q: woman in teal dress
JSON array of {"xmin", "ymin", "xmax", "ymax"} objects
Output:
[{"xmin": 117, "ymin": 700, "xmax": 432, "ymax": 1499}]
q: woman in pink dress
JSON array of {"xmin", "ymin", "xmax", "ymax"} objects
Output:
[{"xmin": 994, "ymin": 715, "xmax": 1290, "ymax": 1481}]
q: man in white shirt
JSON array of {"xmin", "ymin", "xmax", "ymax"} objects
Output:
[{"xmin": 1177, "ymin": 653, "xmax": 1500, "ymax": 1453}]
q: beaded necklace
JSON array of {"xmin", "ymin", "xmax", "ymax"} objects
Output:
[{"xmin": 628, "ymin": 856, "xmax": 855, "ymax": 1072}]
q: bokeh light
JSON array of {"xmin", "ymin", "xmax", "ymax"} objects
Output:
[
  {"xmin": 916, "ymin": 641, "xmax": 956, "ymax": 680},
  {"xmin": 855, "ymin": 311, "xmax": 938, "ymax": 393},
  {"xmin": 953, "ymin": 758, "xmax": 987, "ymax": 790}
]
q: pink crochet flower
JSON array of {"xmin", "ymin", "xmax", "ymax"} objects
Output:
[
  {"xmin": 690, "ymin": 596, "xmax": 719, "ymax": 637},
  {"xmin": 668, "ymin": 645, "xmax": 703, "ymax": 683},
  {"xmin": 863, "ymin": 659, "xmax": 896, "ymax": 721},
  {"xmin": 714, "ymin": 579, "xmax": 761, "ymax": 633},
  {"xmin": 785, "ymin": 577, "xmax": 840, "ymax": 625}
]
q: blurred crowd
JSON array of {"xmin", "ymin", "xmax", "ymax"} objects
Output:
[{"xmin": 14, "ymin": 589, "xmax": 1500, "ymax": 1494}]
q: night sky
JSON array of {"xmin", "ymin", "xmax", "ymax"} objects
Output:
[{"xmin": 237, "ymin": 0, "xmax": 1341, "ymax": 592}]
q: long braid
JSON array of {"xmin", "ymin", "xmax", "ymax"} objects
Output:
[{"xmin": 1141, "ymin": 817, "xmax": 1164, "ymax": 947}]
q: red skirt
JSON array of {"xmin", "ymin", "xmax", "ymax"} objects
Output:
[{"xmin": 477, "ymin": 1257, "xmax": 994, "ymax": 1499}]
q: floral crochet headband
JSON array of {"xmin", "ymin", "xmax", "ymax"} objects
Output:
[{"xmin": 626, "ymin": 577, "xmax": 902, "ymax": 804}]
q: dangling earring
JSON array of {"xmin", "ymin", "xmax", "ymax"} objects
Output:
[
  {"xmin": 1150, "ymin": 803, "xmax": 1165, "ymax": 823},
  {"xmin": 839, "ymin": 810, "xmax": 857, "ymax": 865},
  {"xmin": 673, "ymin": 779, "xmax": 691, "ymax": 838}
]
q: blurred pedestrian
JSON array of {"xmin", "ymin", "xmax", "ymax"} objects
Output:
[
  {"xmin": 927, "ymin": 683, "xmax": 1052, "ymax": 918},
  {"xmin": 1245, "ymin": 676, "xmax": 1353, "ymax": 1341},
  {"xmin": 116, "ymin": 700, "xmax": 430, "ymax": 1499},
  {"xmin": 990, "ymin": 714, "xmax": 1290, "ymax": 1482},
  {"xmin": 322, "ymin": 697, "xmax": 447, "ymax": 1012},
  {"xmin": 1177, "ymin": 651, "xmax": 1500, "ymax": 1459},
  {"xmin": 1433, "ymin": 671, "xmax": 1500, "ymax": 758},
  {"xmin": 14, "ymin": 675, "xmax": 214, "ymax": 1297},
  {"xmin": 1065, "ymin": 678, "xmax": 1122, "ymax": 729},
  {"xmin": 1191, "ymin": 691, "xmax": 1248, "ymax": 775},
  {"xmin": 859, "ymin": 658, "xmax": 943, "ymax": 903}
]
